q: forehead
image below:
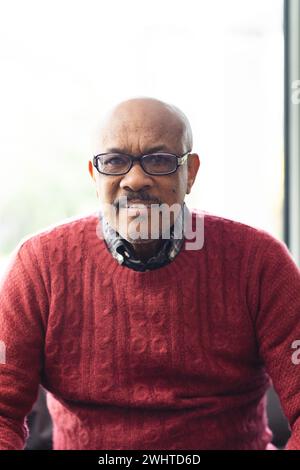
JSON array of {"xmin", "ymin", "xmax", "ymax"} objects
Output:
[{"xmin": 97, "ymin": 106, "xmax": 185, "ymax": 155}]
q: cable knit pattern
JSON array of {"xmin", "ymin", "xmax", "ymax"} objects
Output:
[{"xmin": 0, "ymin": 209, "xmax": 300, "ymax": 450}]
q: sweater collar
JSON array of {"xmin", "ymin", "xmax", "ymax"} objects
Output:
[{"xmin": 98, "ymin": 203, "xmax": 187, "ymax": 272}]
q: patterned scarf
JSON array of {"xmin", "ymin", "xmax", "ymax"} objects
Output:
[{"xmin": 98, "ymin": 203, "xmax": 188, "ymax": 272}]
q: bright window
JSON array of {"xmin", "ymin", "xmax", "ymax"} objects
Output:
[{"xmin": 0, "ymin": 0, "xmax": 284, "ymax": 268}]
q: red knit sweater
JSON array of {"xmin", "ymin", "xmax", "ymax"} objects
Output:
[{"xmin": 1, "ymin": 209, "xmax": 300, "ymax": 450}]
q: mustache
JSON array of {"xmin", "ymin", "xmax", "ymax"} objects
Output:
[{"xmin": 113, "ymin": 193, "xmax": 162, "ymax": 209}]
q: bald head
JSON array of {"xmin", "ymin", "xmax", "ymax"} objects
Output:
[{"xmin": 95, "ymin": 97, "xmax": 193, "ymax": 156}]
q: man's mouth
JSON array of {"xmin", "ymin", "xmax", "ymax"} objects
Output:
[
  {"xmin": 127, "ymin": 200, "xmax": 157, "ymax": 206},
  {"xmin": 123, "ymin": 201, "xmax": 156, "ymax": 215},
  {"xmin": 116, "ymin": 201, "xmax": 160, "ymax": 218},
  {"xmin": 119, "ymin": 200, "xmax": 160, "ymax": 208}
]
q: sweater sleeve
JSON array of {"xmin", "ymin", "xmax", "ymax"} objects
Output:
[
  {"xmin": 0, "ymin": 239, "xmax": 48, "ymax": 450},
  {"xmin": 250, "ymin": 234, "xmax": 300, "ymax": 450}
]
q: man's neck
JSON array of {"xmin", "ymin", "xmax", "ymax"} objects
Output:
[{"xmin": 129, "ymin": 238, "xmax": 166, "ymax": 263}]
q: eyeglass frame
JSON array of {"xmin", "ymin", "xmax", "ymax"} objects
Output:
[{"xmin": 92, "ymin": 150, "xmax": 191, "ymax": 176}]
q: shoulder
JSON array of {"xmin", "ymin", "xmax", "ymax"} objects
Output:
[
  {"xmin": 188, "ymin": 207, "xmax": 289, "ymax": 256},
  {"xmin": 14, "ymin": 210, "xmax": 100, "ymax": 257}
]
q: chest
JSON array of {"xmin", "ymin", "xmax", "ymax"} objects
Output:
[{"xmin": 44, "ymin": 268, "xmax": 259, "ymax": 400}]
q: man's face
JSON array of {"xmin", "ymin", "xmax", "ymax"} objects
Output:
[{"xmin": 89, "ymin": 104, "xmax": 199, "ymax": 242}]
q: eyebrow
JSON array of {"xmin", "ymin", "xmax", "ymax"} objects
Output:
[{"xmin": 105, "ymin": 145, "xmax": 171, "ymax": 155}]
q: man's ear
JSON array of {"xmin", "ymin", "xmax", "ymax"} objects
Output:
[
  {"xmin": 88, "ymin": 160, "xmax": 99, "ymax": 197},
  {"xmin": 88, "ymin": 160, "xmax": 96, "ymax": 181},
  {"xmin": 186, "ymin": 153, "xmax": 200, "ymax": 194}
]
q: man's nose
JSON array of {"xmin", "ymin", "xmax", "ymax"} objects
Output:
[{"xmin": 119, "ymin": 161, "xmax": 154, "ymax": 192}]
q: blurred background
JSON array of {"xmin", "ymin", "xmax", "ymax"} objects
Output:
[{"xmin": 0, "ymin": 0, "xmax": 299, "ymax": 450}]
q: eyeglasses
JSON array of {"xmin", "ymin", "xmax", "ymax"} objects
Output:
[{"xmin": 93, "ymin": 151, "xmax": 191, "ymax": 176}]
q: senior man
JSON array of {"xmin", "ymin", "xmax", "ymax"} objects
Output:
[{"xmin": 0, "ymin": 97, "xmax": 300, "ymax": 450}]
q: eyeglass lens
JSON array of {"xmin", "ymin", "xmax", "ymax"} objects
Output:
[{"xmin": 97, "ymin": 153, "xmax": 177, "ymax": 175}]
